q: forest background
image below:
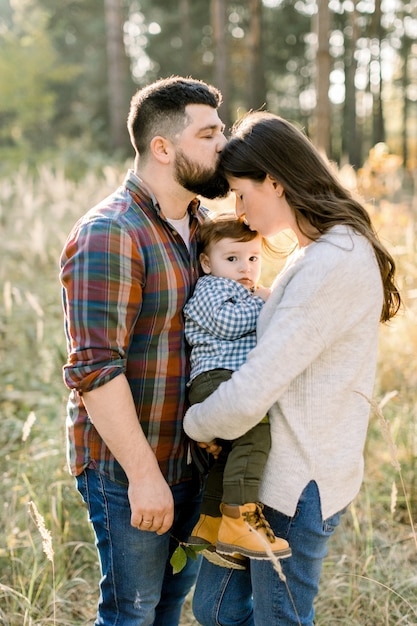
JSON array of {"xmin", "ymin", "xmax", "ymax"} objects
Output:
[{"xmin": 0, "ymin": 0, "xmax": 417, "ymax": 624}]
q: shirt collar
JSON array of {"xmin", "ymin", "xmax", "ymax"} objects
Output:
[{"xmin": 125, "ymin": 169, "xmax": 201, "ymax": 220}]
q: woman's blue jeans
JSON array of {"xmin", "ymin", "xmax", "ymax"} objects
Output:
[
  {"xmin": 192, "ymin": 481, "xmax": 346, "ymax": 626},
  {"xmin": 76, "ymin": 467, "xmax": 203, "ymax": 626}
]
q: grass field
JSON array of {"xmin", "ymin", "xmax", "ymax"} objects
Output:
[{"xmin": 0, "ymin": 161, "xmax": 416, "ymax": 625}]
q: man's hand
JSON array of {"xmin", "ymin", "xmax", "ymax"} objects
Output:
[
  {"xmin": 129, "ymin": 470, "xmax": 174, "ymax": 535},
  {"xmin": 198, "ymin": 439, "xmax": 222, "ymax": 459},
  {"xmin": 254, "ymin": 285, "xmax": 271, "ymax": 302}
]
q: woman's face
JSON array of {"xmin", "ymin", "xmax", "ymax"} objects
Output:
[{"xmin": 227, "ymin": 175, "xmax": 293, "ymax": 239}]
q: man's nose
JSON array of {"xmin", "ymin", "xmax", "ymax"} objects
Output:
[{"xmin": 217, "ymin": 133, "xmax": 227, "ymax": 152}]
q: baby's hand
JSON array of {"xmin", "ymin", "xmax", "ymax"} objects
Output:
[
  {"xmin": 198, "ymin": 440, "xmax": 222, "ymax": 460},
  {"xmin": 254, "ymin": 285, "xmax": 271, "ymax": 301}
]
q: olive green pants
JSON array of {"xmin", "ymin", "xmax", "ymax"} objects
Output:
[{"xmin": 188, "ymin": 369, "xmax": 271, "ymax": 517}]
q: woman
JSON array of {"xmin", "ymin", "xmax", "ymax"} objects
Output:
[{"xmin": 183, "ymin": 111, "xmax": 400, "ymax": 625}]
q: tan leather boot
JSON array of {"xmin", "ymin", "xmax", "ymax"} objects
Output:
[
  {"xmin": 216, "ymin": 502, "xmax": 292, "ymax": 560},
  {"xmin": 188, "ymin": 514, "xmax": 248, "ymax": 570},
  {"xmin": 188, "ymin": 513, "xmax": 221, "ymax": 547}
]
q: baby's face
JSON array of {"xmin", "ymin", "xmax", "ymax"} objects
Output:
[{"xmin": 200, "ymin": 236, "xmax": 263, "ymax": 291}]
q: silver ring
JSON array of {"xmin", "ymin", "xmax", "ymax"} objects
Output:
[{"xmin": 142, "ymin": 520, "xmax": 152, "ymax": 525}]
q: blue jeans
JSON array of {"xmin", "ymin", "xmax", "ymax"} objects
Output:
[
  {"xmin": 76, "ymin": 467, "xmax": 203, "ymax": 626},
  {"xmin": 192, "ymin": 481, "xmax": 346, "ymax": 626}
]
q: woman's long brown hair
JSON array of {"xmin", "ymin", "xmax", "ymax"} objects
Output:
[{"xmin": 219, "ymin": 112, "xmax": 401, "ymax": 322}]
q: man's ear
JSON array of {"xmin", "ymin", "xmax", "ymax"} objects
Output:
[
  {"xmin": 150, "ymin": 136, "xmax": 172, "ymax": 164},
  {"xmin": 199, "ymin": 253, "xmax": 211, "ymax": 275}
]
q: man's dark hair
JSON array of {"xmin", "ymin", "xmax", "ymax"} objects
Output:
[{"xmin": 127, "ymin": 76, "xmax": 223, "ymax": 156}]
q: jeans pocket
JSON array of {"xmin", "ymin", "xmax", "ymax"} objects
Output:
[{"xmin": 323, "ymin": 506, "xmax": 348, "ymax": 534}]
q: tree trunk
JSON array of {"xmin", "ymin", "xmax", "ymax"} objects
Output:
[
  {"xmin": 401, "ymin": 38, "xmax": 409, "ymax": 168},
  {"xmin": 313, "ymin": 0, "xmax": 331, "ymax": 156},
  {"xmin": 247, "ymin": 0, "xmax": 266, "ymax": 111},
  {"xmin": 371, "ymin": 0, "xmax": 385, "ymax": 145},
  {"xmin": 211, "ymin": 0, "xmax": 232, "ymax": 132},
  {"xmin": 180, "ymin": 0, "xmax": 192, "ymax": 75},
  {"xmin": 104, "ymin": 0, "xmax": 129, "ymax": 151},
  {"xmin": 343, "ymin": 2, "xmax": 360, "ymax": 167}
]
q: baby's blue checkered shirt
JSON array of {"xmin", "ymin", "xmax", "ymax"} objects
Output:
[{"xmin": 184, "ymin": 274, "xmax": 265, "ymax": 382}]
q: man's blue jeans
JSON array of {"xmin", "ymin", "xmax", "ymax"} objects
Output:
[
  {"xmin": 76, "ymin": 467, "xmax": 203, "ymax": 626},
  {"xmin": 192, "ymin": 481, "xmax": 346, "ymax": 626}
]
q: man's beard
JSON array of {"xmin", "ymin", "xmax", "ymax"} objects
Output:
[{"xmin": 174, "ymin": 149, "xmax": 229, "ymax": 199}]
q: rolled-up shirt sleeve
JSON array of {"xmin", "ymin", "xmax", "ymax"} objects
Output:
[{"xmin": 60, "ymin": 216, "xmax": 144, "ymax": 393}]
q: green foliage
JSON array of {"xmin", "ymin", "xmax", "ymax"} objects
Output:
[
  {"xmin": 170, "ymin": 542, "xmax": 209, "ymax": 575},
  {"xmin": 256, "ymin": 0, "xmax": 311, "ymax": 121},
  {"xmin": 35, "ymin": 0, "xmax": 123, "ymax": 150},
  {"xmin": 171, "ymin": 545, "xmax": 188, "ymax": 575},
  {"xmin": 1, "ymin": 0, "xmax": 417, "ymax": 170},
  {"xmin": 0, "ymin": 0, "xmax": 81, "ymax": 156},
  {"xmin": 131, "ymin": 0, "xmax": 212, "ymax": 81},
  {"xmin": 132, "ymin": 0, "xmax": 310, "ymax": 119}
]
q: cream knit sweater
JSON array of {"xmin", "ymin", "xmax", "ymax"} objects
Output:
[{"xmin": 184, "ymin": 225, "xmax": 383, "ymax": 519}]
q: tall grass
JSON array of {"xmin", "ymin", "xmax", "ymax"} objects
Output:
[
  {"xmin": 0, "ymin": 160, "xmax": 416, "ymax": 624},
  {"xmin": 0, "ymin": 165, "xmax": 118, "ymax": 624}
]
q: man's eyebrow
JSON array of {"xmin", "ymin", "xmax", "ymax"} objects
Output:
[{"xmin": 198, "ymin": 123, "xmax": 225, "ymax": 133}]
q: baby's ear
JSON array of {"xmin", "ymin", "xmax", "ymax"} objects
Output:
[{"xmin": 199, "ymin": 253, "xmax": 211, "ymax": 275}]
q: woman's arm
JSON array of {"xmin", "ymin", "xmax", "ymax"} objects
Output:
[
  {"xmin": 183, "ymin": 238, "xmax": 381, "ymax": 443},
  {"xmin": 183, "ymin": 295, "xmax": 325, "ymax": 443}
]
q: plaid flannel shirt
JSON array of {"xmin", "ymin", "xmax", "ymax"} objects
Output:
[{"xmin": 60, "ymin": 170, "xmax": 206, "ymax": 485}]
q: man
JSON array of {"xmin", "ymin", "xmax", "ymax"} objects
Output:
[{"xmin": 60, "ymin": 76, "xmax": 228, "ymax": 625}]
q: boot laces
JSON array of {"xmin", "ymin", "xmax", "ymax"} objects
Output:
[{"xmin": 242, "ymin": 503, "xmax": 276, "ymax": 543}]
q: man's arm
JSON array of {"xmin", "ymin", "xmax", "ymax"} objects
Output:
[{"xmin": 83, "ymin": 374, "xmax": 174, "ymax": 535}]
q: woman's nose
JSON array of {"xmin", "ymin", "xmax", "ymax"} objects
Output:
[{"xmin": 234, "ymin": 200, "xmax": 243, "ymax": 218}]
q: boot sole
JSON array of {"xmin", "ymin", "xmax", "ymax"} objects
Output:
[
  {"xmin": 203, "ymin": 547, "xmax": 248, "ymax": 570},
  {"xmin": 187, "ymin": 538, "xmax": 247, "ymax": 570},
  {"xmin": 217, "ymin": 541, "xmax": 292, "ymax": 560},
  {"xmin": 187, "ymin": 536, "xmax": 212, "ymax": 547}
]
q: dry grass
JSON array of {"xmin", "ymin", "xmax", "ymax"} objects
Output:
[{"xmin": 0, "ymin": 160, "xmax": 416, "ymax": 624}]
